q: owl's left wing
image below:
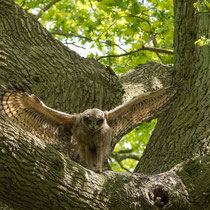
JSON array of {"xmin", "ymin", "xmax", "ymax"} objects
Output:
[
  {"xmin": 106, "ymin": 87, "xmax": 177, "ymax": 141},
  {"xmin": 0, "ymin": 88, "xmax": 77, "ymax": 143}
]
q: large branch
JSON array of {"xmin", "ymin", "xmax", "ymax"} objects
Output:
[
  {"xmin": 97, "ymin": 46, "xmax": 173, "ymax": 61},
  {"xmin": 1, "ymin": 114, "xmax": 209, "ymax": 209},
  {"xmin": 0, "ymin": 0, "xmax": 124, "ymax": 114},
  {"xmin": 120, "ymin": 62, "xmax": 174, "ymax": 102},
  {"xmin": 134, "ymin": 0, "xmax": 210, "ymax": 175}
]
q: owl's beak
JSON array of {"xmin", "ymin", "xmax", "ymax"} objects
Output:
[{"xmin": 88, "ymin": 124, "xmax": 98, "ymax": 133}]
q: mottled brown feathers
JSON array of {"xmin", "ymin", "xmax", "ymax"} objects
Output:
[{"xmin": 0, "ymin": 89, "xmax": 74, "ymax": 143}]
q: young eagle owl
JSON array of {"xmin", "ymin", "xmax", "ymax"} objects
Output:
[
  {"xmin": 73, "ymin": 109, "xmax": 112, "ymax": 172},
  {"xmin": 0, "ymin": 86, "xmax": 177, "ymax": 172}
]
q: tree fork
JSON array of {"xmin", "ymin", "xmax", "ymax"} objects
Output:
[{"xmin": 0, "ymin": 0, "xmax": 209, "ymax": 209}]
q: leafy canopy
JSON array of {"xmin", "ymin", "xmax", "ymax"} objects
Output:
[{"xmin": 15, "ymin": 0, "xmax": 174, "ymax": 172}]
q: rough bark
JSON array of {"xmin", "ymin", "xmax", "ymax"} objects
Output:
[
  {"xmin": 134, "ymin": 0, "xmax": 210, "ymax": 207},
  {"xmin": 0, "ymin": 113, "xmax": 209, "ymax": 209},
  {"xmin": 0, "ymin": 0, "xmax": 123, "ymax": 114},
  {"xmin": 1, "ymin": 113, "xmax": 208, "ymax": 210},
  {"xmin": 135, "ymin": 0, "xmax": 210, "ymax": 173},
  {"xmin": 120, "ymin": 62, "xmax": 174, "ymax": 102},
  {"xmin": 0, "ymin": 0, "xmax": 209, "ymax": 209}
]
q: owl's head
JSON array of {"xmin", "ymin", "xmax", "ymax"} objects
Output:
[{"xmin": 81, "ymin": 108, "xmax": 106, "ymax": 133}]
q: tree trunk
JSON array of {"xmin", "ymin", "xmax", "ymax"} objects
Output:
[
  {"xmin": 135, "ymin": 0, "xmax": 210, "ymax": 171},
  {"xmin": 0, "ymin": 0, "xmax": 209, "ymax": 209},
  {"xmin": 135, "ymin": 0, "xmax": 210, "ymax": 208}
]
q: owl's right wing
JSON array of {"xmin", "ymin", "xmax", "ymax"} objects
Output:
[
  {"xmin": 106, "ymin": 87, "xmax": 177, "ymax": 141},
  {"xmin": 0, "ymin": 88, "xmax": 77, "ymax": 143}
]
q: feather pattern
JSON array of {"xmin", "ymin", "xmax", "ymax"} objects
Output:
[
  {"xmin": 107, "ymin": 87, "xmax": 177, "ymax": 140},
  {"xmin": 0, "ymin": 88, "xmax": 76, "ymax": 143}
]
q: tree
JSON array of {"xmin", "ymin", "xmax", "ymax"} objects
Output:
[{"xmin": 0, "ymin": 0, "xmax": 209, "ymax": 209}]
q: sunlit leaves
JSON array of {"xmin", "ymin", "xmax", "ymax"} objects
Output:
[
  {"xmin": 15, "ymin": 0, "xmax": 43, "ymax": 9},
  {"xmin": 15, "ymin": 0, "xmax": 174, "ymax": 72},
  {"xmin": 110, "ymin": 119, "xmax": 157, "ymax": 172},
  {"xmin": 195, "ymin": 36, "xmax": 210, "ymax": 46},
  {"xmin": 194, "ymin": 0, "xmax": 210, "ymax": 13}
]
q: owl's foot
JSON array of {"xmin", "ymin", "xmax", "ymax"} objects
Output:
[{"xmin": 94, "ymin": 164, "xmax": 103, "ymax": 173}]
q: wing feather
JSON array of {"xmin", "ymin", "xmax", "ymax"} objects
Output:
[
  {"xmin": 0, "ymin": 88, "xmax": 77, "ymax": 143},
  {"xmin": 107, "ymin": 87, "xmax": 177, "ymax": 141}
]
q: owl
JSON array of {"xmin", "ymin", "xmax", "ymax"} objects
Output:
[
  {"xmin": 73, "ymin": 109, "xmax": 112, "ymax": 172},
  {"xmin": 0, "ymin": 86, "xmax": 177, "ymax": 172}
]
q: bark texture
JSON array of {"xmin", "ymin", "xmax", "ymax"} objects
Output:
[
  {"xmin": 0, "ymin": 0, "xmax": 123, "ymax": 114},
  {"xmin": 120, "ymin": 62, "xmax": 174, "ymax": 102},
  {"xmin": 135, "ymin": 0, "xmax": 210, "ymax": 173},
  {"xmin": 0, "ymin": 113, "xmax": 209, "ymax": 209},
  {"xmin": 0, "ymin": 0, "xmax": 209, "ymax": 209},
  {"xmin": 0, "ymin": 114, "xmax": 201, "ymax": 210}
]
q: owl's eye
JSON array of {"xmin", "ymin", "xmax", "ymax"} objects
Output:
[
  {"xmin": 84, "ymin": 117, "xmax": 91, "ymax": 124},
  {"xmin": 97, "ymin": 119, "xmax": 104, "ymax": 125}
]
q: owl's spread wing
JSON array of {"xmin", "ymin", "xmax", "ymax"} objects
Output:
[
  {"xmin": 107, "ymin": 87, "xmax": 177, "ymax": 141},
  {"xmin": 0, "ymin": 88, "xmax": 77, "ymax": 143}
]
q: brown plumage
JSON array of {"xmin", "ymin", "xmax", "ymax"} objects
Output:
[{"xmin": 0, "ymin": 86, "xmax": 177, "ymax": 172}]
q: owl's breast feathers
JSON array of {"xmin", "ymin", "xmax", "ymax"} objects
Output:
[{"xmin": 72, "ymin": 119, "xmax": 112, "ymax": 146}]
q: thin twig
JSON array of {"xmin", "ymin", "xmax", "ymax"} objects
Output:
[
  {"xmin": 97, "ymin": 46, "xmax": 173, "ymax": 60},
  {"xmin": 150, "ymin": 34, "xmax": 163, "ymax": 62},
  {"xmin": 97, "ymin": 20, "xmax": 116, "ymax": 41},
  {"xmin": 51, "ymin": 31, "xmax": 93, "ymax": 41},
  {"xmin": 122, "ymin": 14, "xmax": 153, "ymax": 33},
  {"xmin": 119, "ymin": 155, "xmax": 140, "ymax": 161},
  {"xmin": 111, "ymin": 153, "xmax": 140, "ymax": 162},
  {"xmin": 118, "ymin": 161, "xmax": 131, "ymax": 173},
  {"xmin": 36, "ymin": 0, "xmax": 61, "ymax": 20},
  {"xmin": 117, "ymin": 149, "xmax": 134, "ymax": 154},
  {"xmin": 51, "ymin": 31, "xmax": 128, "ymax": 53},
  {"xmin": 88, "ymin": 0, "xmax": 96, "ymax": 13},
  {"xmin": 65, "ymin": 42, "xmax": 86, "ymax": 49}
]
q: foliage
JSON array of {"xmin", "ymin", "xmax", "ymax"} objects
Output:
[
  {"xmin": 194, "ymin": 0, "xmax": 210, "ymax": 13},
  {"xmin": 15, "ymin": 0, "xmax": 174, "ymax": 73},
  {"xmin": 194, "ymin": 1, "xmax": 210, "ymax": 47},
  {"xmin": 110, "ymin": 119, "xmax": 157, "ymax": 172},
  {"xmin": 14, "ymin": 0, "xmax": 174, "ymax": 172},
  {"xmin": 195, "ymin": 36, "xmax": 210, "ymax": 46}
]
